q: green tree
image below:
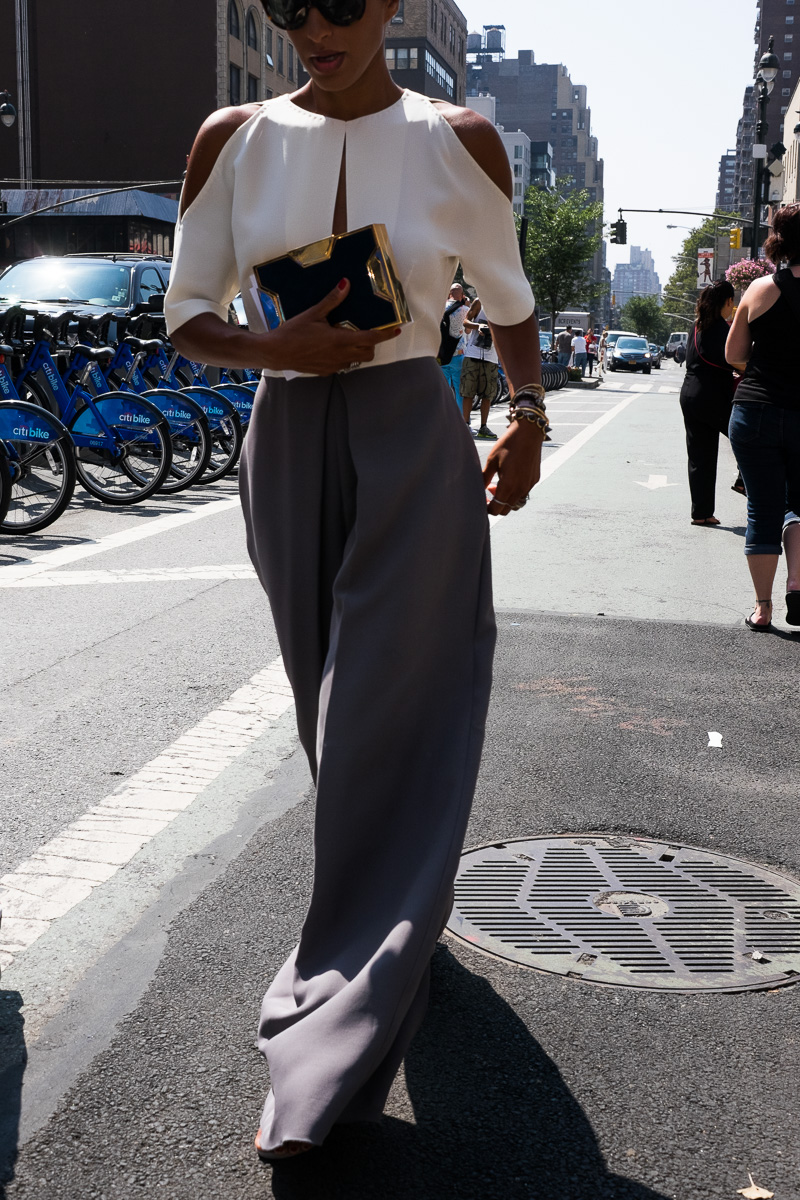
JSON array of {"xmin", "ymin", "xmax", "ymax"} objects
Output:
[
  {"xmin": 517, "ymin": 179, "xmax": 607, "ymax": 332},
  {"xmin": 620, "ymin": 295, "xmax": 671, "ymax": 344},
  {"xmin": 661, "ymin": 210, "xmax": 738, "ymax": 331}
]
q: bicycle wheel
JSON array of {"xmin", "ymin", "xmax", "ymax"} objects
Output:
[
  {"xmin": 0, "ymin": 401, "xmax": 76, "ymax": 533},
  {"xmin": 181, "ymin": 387, "xmax": 244, "ymax": 483},
  {"xmin": 70, "ymin": 393, "xmax": 172, "ymax": 505},
  {"xmin": 140, "ymin": 389, "xmax": 212, "ymax": 493},
  {"xmin": 0, "ymin": 442, "xmax": 11, "ymax": 526},
  {"xmin": 212, "ymin": 383, "xmax": 254, "ymax": 434}
]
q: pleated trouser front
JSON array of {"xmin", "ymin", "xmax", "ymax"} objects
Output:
[{"xmin": 238, "ymin": 356, "xmax": 496, "ymax": 1150}]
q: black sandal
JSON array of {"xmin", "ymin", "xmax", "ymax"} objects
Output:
[
  {"xmin": 745, "ymin": 600, "xmax": 773, "ymax": 632},
  {"xmin": 786, "ymin": 591, "xmax": 800, "ymax": 626}
]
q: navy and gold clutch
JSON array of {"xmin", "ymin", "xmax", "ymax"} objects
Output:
[{"xmin": 249, "ymin": 223, "xmax": 411, "ymax": 333}]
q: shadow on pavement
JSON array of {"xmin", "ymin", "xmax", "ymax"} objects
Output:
[
  {"xmin": 0, "ymin": 992, "xmax": 26, "ymax": 1200},
  {"xmin": 270, "ymin": 947, "xmax": 668, "ymax": 1200}
]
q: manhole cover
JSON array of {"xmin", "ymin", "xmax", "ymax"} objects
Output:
[{"xmin": 447, "ymin": 835, "xmax": 800, "ymax": 992}]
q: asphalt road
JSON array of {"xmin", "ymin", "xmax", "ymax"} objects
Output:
[{"xmin": 1, "ymin": 360, "xmax": 798, "ymax": 1200}]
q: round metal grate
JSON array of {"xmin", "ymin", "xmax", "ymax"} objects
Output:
[{"xmin": 447, "ymin": 835, "xmax": 800, "ymax": 992}]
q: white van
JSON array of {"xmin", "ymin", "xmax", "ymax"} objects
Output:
[{"xmin": 666, "ymin": 332, "xmax": 688, "ymax": 358}]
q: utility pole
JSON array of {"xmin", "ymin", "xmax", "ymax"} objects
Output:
[
  {"xmin": 14, "ymin": 0, "xmax": 32, "ymax": 185},
  {"xmin": 751, "ymin": 36, "xmax": 780, "ymax": 261}
]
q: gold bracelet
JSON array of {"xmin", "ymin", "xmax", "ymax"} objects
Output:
[{"xmin": 512, "ymin": 408, "xmax": 551, "ymax": 440}]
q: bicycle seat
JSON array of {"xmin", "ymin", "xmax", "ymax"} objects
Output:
[
  {"xmin": 73, "ymin": 344, "xmax": 114, "ymax": 361},
  {"xmin": 0, "ymin": 343, "xmax": 14, "ymax": 355},
  {"xmin": 123, "ymin": 336, "xmax": 163, "ymax": 353}
]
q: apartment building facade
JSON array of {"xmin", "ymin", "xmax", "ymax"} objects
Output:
[
  {"xmin": 384, "ymin": 0, "xmax": 468, "ymax": 105},
  {"xmin": 716, "ymin": 150, "xmax": 738, "ymax": 213}
]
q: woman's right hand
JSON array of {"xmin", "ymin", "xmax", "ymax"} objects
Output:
[{"xmin": 264, "ymin": 279, "xmax": 402, "ymax": 375}]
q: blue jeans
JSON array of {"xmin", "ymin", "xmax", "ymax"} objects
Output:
[
  {"xmin": 557, "ymin": 352, "xmax": 571, "ymax": 367},
  {"xmin": 574, "ymin": 352, "xmax": 588, "ymax": 375},
  {"xmin": 440, "ymin": 356, "xmax": 464, "ymax": 397},
  {"xmin": 729, "ymin": 401, "xmax": 800, "ymax": 556}
]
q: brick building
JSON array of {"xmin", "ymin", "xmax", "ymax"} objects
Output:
[
  {"xmin": 384, "ymin": 0, "xmax": 468, "ymax": 105},
  {"xmin": 0, "ymin": 0, "xmax": 296, "ymax": 189}
]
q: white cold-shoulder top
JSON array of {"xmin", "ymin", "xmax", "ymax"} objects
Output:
[{"xmin": 165, "ymin": 88, "xmax": 535, "ymax": 377}]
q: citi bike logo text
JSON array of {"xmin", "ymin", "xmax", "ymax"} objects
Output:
[
  {"xmin": 119, "ymin": 412, "xmax": 151, "ymax": 425},
  {"xmin": 42, "ymin": 361, "xmax": 61, "ymax": 392},
  {"xmin": 12, "ymin": 425, "xmax": 49, "ymax": 440},
  {"xmin": 0, "ymin": 373, "xmax": 12, "ymax": 396}
]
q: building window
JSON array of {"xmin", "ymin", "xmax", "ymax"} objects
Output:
[
  {"xmin": 229, "ymin": 0, "xmax": 241, "ymax": 39},
  {"xmin": 288, "ymin": 44, "xmax": 295, "ymax": 80},
  {"xmin": 514, "ymin": 182, "xmax": 523, "ymax": 196},
  {"xmin": 246, "ymin": 10, "xmax": 259, "ymax": 49},
  {"xmin": 431, "ymin": 1, "xmax": 437, "ymax": 30},
  {"xmin": 784, "ymin": 68, "xmax": 793, "ymax": 76},
  {"xmin": 784, "ymin": 86, "xmax": 792, "ymax": 94},
  {"xmin": 247, "ymin": 73, "xmax": 259, "ymax": 101},
  {"xmin": 265, "ymin": 27, "xmax": 274, "ymax": 68},
  {"xmin": 277, "ymin": 35, "xmax": 284, "ymax": 74},
  {"xmin": 266, "ymin": 88, "xmax": 273, "ymax": 99},
  {"xmin": 514, "ymin": 145, "xmax": 523, "ymax": 158},
  {"xmin": 425, "ymin": 49, "xmax": 454, "ymax": 97},
  {"xmin": 784, "ymin": 51, "xmax": 792, "ymax": 58},
  {"xmin": 786, "ymin": 34, "xmax": 794, "ymax": 41},
  {"xmin": 385, "ymin": 47, "xmax": 395, "ymax": 68},
  {"xmin": 787, "ymin": 14, "xmax": 795, "ymax": 21},
  {"xmin": 229, "ymin": 62, "xmax": 242, "ymax": 105}
]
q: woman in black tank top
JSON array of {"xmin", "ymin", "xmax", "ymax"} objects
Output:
[
  {"xmin": 678, "ymin": 279, "xmax": 738, "ymax": 524},
  {"xmin": 726, "ymin": 204, "xmax": 800, "ymax": 631}
]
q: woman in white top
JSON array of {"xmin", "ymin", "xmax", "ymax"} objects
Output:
[{"xmin": 165, "ymin": 0, "xmax": 543, "ymax": 1163}]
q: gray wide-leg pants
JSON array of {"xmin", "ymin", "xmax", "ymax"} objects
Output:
[{"xmin": 239, "ymin": 356, "xmax": 496, "ymax": 1150}]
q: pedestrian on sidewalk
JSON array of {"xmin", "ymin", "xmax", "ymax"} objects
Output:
[
  {"xmin": 439, "ymin": 282, "xmax": 470, "ymax": 399},
  {"xmin": 679, "ymin": 279, "xmax": 739, "ymax": 526},
  {"xmin": 165, "ymin": 0, "xmax": 545, "ymax": 1163},
  {"xmin": 597, "ymin": 330, "xmax": 608, "ymax": 378},
  {"xmin": 726, "ymin": 204, "xmax": 800, "ymax": 631},
  {"xmin": 571, "ymin": 328, "xmax": 588, "ymax": 376},
  {"xmin": 585, "ymin": 329, "xmax": 598, "ymax": 376},
  {"xmin": 555, "ymin": 325, "xmax": 573, "ymax": 366},
  {"xmin": 461, "ymin": 297, "xmax": 500, "ymax": 439}
]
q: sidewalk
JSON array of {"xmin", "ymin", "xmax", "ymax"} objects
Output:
[{"xmin": 3, "ymin": 611, "xmax": 798, "ymax": 1200}]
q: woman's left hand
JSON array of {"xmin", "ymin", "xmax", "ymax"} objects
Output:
[{"xmin": 482, "ymin": 419, "xmax": 544, "ymax": 515}]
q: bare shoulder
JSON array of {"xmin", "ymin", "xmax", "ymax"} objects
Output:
[
  {"xmin": 740, "ymin": 272, "xmax": 780, "ymax": 318},
  {"xmin": 430, "ymin": 100, "xmax": 512, "ymax": 201},
  {"xmin": 181, "ymin": 103, "xmax": 262, "ymax": 216}
]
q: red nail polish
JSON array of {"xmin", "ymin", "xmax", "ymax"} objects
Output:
[{"xmin": 337, "ymin": 279, "xmax": 348, "ymax": 291}]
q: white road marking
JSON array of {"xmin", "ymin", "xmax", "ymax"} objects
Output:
[
  {"xmin": 658, "ymin": 386, "xmax": 681, "ymax": 394},
  {"xmin": 489, "ymin": 389, "xmax": 641, "ymax": 527},
  {"xmin": 634, "ymin": 475, "xmax": 678, "ymax": 490},
  {"xmin": 0, "ymin": 494, "xmax": 242, "ymax": 588},
  {"xmin": 5, "ymin": 564, "xmax": 258, "ymax": 589},
  {"xmin": 0, "ymin": 656, "xmax": 294, "ymax": 969}
]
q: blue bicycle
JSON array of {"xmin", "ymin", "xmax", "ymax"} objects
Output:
[
  {"xmin": 0, "ymin": 353, "xmax": 77, "ymax": 532},
  {"xmin": 3, "ymin": 307, "xmax": 172, "ymax": 505}
]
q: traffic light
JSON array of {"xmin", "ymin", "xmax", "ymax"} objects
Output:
[
  {"xmin": 610, "ymin": 218, "xmax": 627, "ymax": 245},
  {"xmin": 729, "ymin": 227, "xmax": 742, "ymax": 249}
]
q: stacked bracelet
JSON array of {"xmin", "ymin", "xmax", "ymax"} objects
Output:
[
  {"xmin": 511, "ymin": 405, "xmax": 551, "ymax": 440},
  {"xmin": 512, "ymin": 382, "xmax": 547, "ymax": 410}
]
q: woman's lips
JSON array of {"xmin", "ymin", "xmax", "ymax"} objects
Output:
[{"xmin": 310, "ymin": 52, "xmax": 345, "ymax": 74}]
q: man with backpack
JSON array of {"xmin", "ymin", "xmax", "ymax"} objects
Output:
[{"xmin": 438, "ymin": 283, "xmax": 470, "ymax": 399}]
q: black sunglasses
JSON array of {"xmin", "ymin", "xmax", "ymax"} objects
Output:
[{"xmin": 265, "ymin": 0, "xmax": 366, "ymax": 30}]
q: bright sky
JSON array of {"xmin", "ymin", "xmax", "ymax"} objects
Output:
[{"xmin": 456, "ymin": 0, "xmax": 758, "ymax": 286}]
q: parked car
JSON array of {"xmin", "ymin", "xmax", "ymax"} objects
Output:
[
  {"xmin": 0, "ymin": 253, "xmax": 172, "ymax": 336},
  {"xmin": 648, "ymin": 343, "xmax": 663, "ymax": 369},
  {"xmin": 608, "ymin": 336, "xmax": 652, "ymax": 374},
  {"xmin": 539, "ymin": 331, "xmax": 552, "ymax": 354}
]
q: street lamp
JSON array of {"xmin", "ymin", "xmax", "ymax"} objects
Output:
[
  {"xmin": 752, "ymin": 36, "xmax": 781, "ymax": 260},
  {"xmin": 0, "ymin": 91, "xmax": 16, "ymax": 129}
]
